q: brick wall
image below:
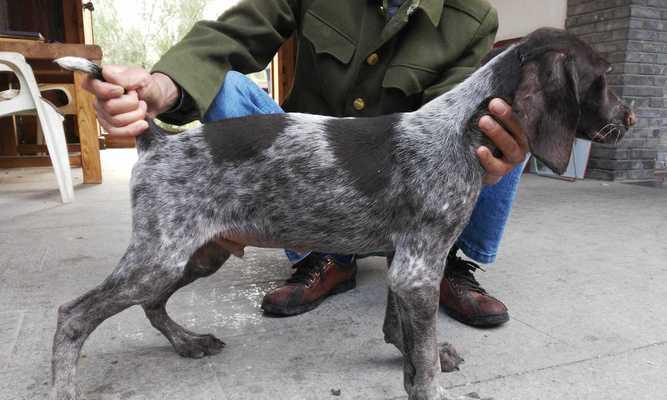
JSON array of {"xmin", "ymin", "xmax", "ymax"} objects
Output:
[{"xmin": 567, "ymin": 0, "xmax": 666, "ymax": 181}]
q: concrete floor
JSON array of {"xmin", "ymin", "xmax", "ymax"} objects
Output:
[{"xmin": 1, "ymin": 149, "xmax": 666, "ymax": 400}]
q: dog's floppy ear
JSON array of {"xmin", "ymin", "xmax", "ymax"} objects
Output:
[{"xmin": 513, "ymin": 52, "xmax": 580, "ymax": 174}]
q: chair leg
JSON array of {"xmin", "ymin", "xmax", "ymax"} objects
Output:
[{"xmin": 39, "ymin": 100, "xmax": 74, "ymax": 203}]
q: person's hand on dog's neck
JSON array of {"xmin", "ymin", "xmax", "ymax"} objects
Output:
[{"xmin": 477, "ymin": 98, "xmax": 530, "ymax": 185}]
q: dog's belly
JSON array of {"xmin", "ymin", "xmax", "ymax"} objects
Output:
[
  {"xmin": 218, "ymin": 230, "xmax": 394, "ymax": 256},
  {"xmin": 217, "ymin": 233, "xmax": 308, "ymax": 254},
  {"xmin": 206, "ymin": 165, "xmax": 399, "ymax": 255}
]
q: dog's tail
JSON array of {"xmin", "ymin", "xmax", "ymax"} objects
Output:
[
  {"xmin": 54, "ymin": 57, "xmax": 167, "ymax": 153},
  {"xmin": 54, "ymin": 56, "xmax": 104, "ymax": 80}
]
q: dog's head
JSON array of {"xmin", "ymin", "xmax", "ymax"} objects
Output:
[{"xmin": 511, "ymin": 28, "xmax": 636, "ymax": 174}]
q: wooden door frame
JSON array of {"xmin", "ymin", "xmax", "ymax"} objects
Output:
[{"xmin": 271, "ymin": 36, "xmax": 296, "ymax": 105}]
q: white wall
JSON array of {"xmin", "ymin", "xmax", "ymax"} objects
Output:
[{"xmin": 487, "ymin": 0, "xmax": 568, "ymax": 41}]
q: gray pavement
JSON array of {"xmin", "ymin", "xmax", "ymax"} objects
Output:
[{"xmin": 1, "ymin": 149, "xmax": 666, "ymax": 400}]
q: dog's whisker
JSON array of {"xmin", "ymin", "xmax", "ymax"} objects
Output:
[
  {"xmin": 593, "ymin": 123, "xmax": 615, "ymax": 139},
  {"xmin": 593, "ymin": 122, "xmax": 625, "ymax": 143},
  {"xmin": 617, "ymin": 134, "xmax": 624, "ymax": 145},
  {"xmin": 614, "ymin": 127, "xmax": 624, "ymax": 145}
]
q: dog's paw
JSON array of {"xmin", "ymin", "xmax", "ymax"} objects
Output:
[
  {"xmin": 174, "ymin": 333, "xmax": 226, "ymax": 359},
  {"xmin": 50, "ymin": 386, "xmax": 78, "ymax": 400},
  {"xmin": 409, "ymin": 383, "xmax": 449, "ymax": 400},
  {"xmin": 439, "ymin": 342, "xmax": 464, "ymax": 372}
]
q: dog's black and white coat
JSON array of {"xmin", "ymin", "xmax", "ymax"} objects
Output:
[{"xmin": 52, "ymin": 29, "xmax": 635, "ymax": 400}]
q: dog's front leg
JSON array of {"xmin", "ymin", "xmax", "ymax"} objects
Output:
[{"xmin": 388, "ymin": 244, "xmax": 449, "ymax": 400}]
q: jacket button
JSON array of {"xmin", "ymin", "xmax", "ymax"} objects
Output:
[
  {"xmin": 366, "ymin": 53, "xmax": 380, "ymax": 65},
  {"xmin": 353, "ymin": 98, "xmax": 366, "ymax": 111}
]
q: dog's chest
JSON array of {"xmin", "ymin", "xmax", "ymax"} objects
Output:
[{"xmin": 395, "ymin": 173, "xmax": 482, "ymax": 235}]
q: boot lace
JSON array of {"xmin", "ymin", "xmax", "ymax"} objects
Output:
[
  {"xmin": 446, "ymin": 252, "xmax": 487, "ymax": 294},
  {"xmin": 286, "ymin": 255, "xmax": 331, "ymax": 286}
]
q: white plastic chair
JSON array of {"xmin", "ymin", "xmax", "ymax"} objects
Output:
[
  {"xmin": 39, "ymin": 83, "xmax": 76, "ymax": 115},
  {"xmin": 0, "ymin": 52, "xmax": 74, "ymax": 203},
  {"xmin": 34, "ymin": 85, "xmax": 76, "ymax": 149}
]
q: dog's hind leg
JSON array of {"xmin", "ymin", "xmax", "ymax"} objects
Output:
[
  {"xmin": 51, "ymin": 241, "xmax": 211, "ymax": 400},
  {"xmin": 142, "ymin": 241, "xmax": 229, "ymax": 358}
]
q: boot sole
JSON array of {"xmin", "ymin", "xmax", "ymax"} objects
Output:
[
  {"xmin": 261, "ymin": 279, "xmax": 356, "ymax": 317},
  {"xmin": 442, "ymin": 305, "xmax": 509, "ymax": 328}
]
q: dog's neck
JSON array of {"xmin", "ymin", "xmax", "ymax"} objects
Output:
[{"xmin": 407, "ymin": 45, "xmax": 523, "ymax": 159}]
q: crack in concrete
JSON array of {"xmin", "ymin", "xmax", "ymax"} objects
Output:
[
  {"xmin": 36, "ymin": 246, "xmax": 49, "ymax": 273},
  {"xmin": 511, "ymin": 316, "xmax": 571, "ymax": 345},
  {"xmin": 383, "ymin": 341, "xmax": 667, "ymax": 400},
  {"xmin": 3, "ymin": 221, "xmax": 131, "ymax": 235},
  {"xmin": 1, "ymin": 311, "xmax": 25, "ymax": 367},
  {"xmin": 0, "ymin": 204, "xmax": 63, "ymax": 225},
  {"xmin": 207, "ymin": 361, "xmax": 232, "ymax": 400},
  {"xmin": 444, "ymin": 340, "xmax": 667, "ymax": 390}
]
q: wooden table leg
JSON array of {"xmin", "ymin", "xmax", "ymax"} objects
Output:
[
  {"xmin": 73, "ymin": 70, "xmax": 102, "ymax": 184},
  {"xmin": 0, "ymin": 117, "xmax": 18, "ymax": 156}
]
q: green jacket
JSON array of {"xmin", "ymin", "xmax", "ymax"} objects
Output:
[{"xmin": 153, "ymin": 0, "xmax": 497, "ymax": 124}]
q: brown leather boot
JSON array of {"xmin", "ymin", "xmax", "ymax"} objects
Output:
[
  {"xmin": 440, "ymin": 248, "xmax": 509, "ymax": 327},
  {"xmin": 261, "ymin": 254, "xmax": 357, "ymax": 316}
]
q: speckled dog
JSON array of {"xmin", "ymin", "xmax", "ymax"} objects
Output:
[{"xmin": 52, "ymin": 28, "xmax": 635, "ymax": 400}]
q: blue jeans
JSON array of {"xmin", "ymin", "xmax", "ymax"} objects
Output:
[{"xmin": 203, "ymin": 72, "xmax": 523, "ymax": 264}]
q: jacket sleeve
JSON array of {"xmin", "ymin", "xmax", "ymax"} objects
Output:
[
  {"xmin": 421, "ymin": 6, "xmax": 498, "ymax": 105},
  {"xmin": 152, "ymin": 0, "xmax": 299, "ymax": 124}
]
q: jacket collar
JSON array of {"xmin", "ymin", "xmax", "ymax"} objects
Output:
[
  {"xmin": 419, "ymin": 0, "xmax": 444, "ymax": 26},
  {"xmin": 374, "ymin": 0, "xmax": 444, "ymax": 26}
]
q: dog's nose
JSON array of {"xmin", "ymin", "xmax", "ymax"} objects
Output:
[{"xmin": 625, "ymin": 111, "xmax": 637, "ymax": 127}]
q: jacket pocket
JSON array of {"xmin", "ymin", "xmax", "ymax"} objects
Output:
[
  {"xmin": 382, "ymin": 64, "xmax": 439, "ymax": 96},
  {"xmin": 302, "ymin": 10, "xmax": 356, "ymax": 64}
]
